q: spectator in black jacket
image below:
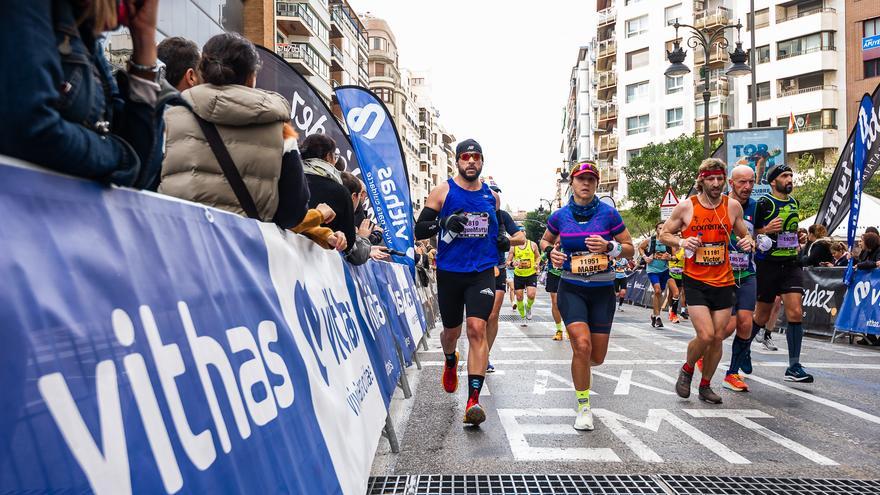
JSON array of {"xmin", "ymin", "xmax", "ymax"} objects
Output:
[
  {"xmin": 801, "ymin": 224, "xmax": 834, "ymax": 267},
  {"xmin": 857, "ymin": 232, "xmax": 880, "ymax": 270},
  {"xmin": 829, "ymin": 242, "xmax": 849, "ymax": 267},
  {"xmin": 301, "ymin": 134, "xmax": 356, "ymax": 254}
]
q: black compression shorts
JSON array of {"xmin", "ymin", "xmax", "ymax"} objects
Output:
[
  {"xmin": 437, "ymin": 268, "xmax": 496, "ymax": 328},
  {"xmin": 545, "ymin": 272, "xmax": 561, "ymax": 293},
  {"xmin": 514, "ymin": 274, "xmax": 538, "ymax": 290},
  {"xmin": 756, "ymin": 258, "xmax": 804, "ymax": 303},
  {"xmin": 495, "ymin": 266, "xmax": 507, "ymax": 291},
  {"xmin": 557, "ymin": 281, "xmax": 616, "ymax": 334},
  {"xmin": 682, "ymin": 275, "xmax": 735, "ymax": 311}
]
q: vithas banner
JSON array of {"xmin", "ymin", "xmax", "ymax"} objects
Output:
[
  {"xmin": 254, "ymin": 45, "xmax": 361, "ymax": 172},
  {"xmin": 334, "ymin": 86, "xmax": 416, "ymax": 273},
  {"xmin": 815, "ymin": 83, "xmax": 880, "ymax": 234}
]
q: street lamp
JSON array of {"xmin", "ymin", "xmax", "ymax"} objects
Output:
[
  {"xmin": 665, "ymin": 20, "xmax": 751, "ymax": 158},
  {"xmin": 537, "ymin": 198, "xmax": 555, "ymax": 214}
]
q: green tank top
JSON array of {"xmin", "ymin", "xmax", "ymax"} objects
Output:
[{"xmin": 513, "ymin": 243, "xmax": 537, "ymax": 277}]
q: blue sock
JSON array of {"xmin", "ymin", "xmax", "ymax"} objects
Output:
[
  {"xmin": 727, "ymin": 336, "xmax": 750, "ymax": 375},
  {"xmin": 468, "ymin": 374, "xmax": 485, "ymax": 401},
  {"xmin": 786, "ymin": 322, "xmax": 804, "ymax": 367}
]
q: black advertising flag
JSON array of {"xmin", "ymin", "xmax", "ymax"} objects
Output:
[
  {"xmin": 815, "ymin": 84, "xmax": 880, "ymax": 232},
  {"xmin": 254, "ymin": 45, "xmax": 360, "ymax": 172}
]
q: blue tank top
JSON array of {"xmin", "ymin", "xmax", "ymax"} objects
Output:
[{"xmin": 437, "ymin": 179, "xmax": 499, "ymax": 273}]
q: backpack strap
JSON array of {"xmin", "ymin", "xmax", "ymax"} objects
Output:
[{"xmin": 190, "ymin": 111, "xmax": 261, "ymax": 220}]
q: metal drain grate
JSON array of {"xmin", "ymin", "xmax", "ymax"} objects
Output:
[
  {"xmin": 368, "ymin": 474, "xmax": 665, "ymax": 495},
  {"xmin": 659, "ymin": 474, "xmax": 880, "ymax": 495},
  {"xmin": 499, "ymin": 314, "xmax": 555, "ymax": 323},
  {"xmin": 367, "ymin": 475, "xmax": 880, "ymax": 495}
]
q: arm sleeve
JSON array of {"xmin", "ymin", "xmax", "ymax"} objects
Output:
[
  {"xmin": 415, "ymin": 207, "xmax": 440, "ymax": 239},
  {"xmin": 273, "ymin": 150, "xmax": 310, "ymax": 229},
  {"xmin": 500, "ymin": 210, "xmax": 519, "ymax": 236}
]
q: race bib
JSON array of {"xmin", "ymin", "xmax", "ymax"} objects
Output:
[
  {"xmin": 669, "ymin": 266, "xmax": 683, "ymax": 275},
  {"xmin": 695, "ymin": 242, "xmax": 726, "ymax": 266},
  {"xmin": 777, "ymin": 232, "xmax": 798, "ymax": 249},
  {"xmin": 730, "ymin": 252, "xmax": 750, "ymax": 271},
  {"xmin": 570, "ymin": 251, "xmax": 609, "ymax": 275},
  {"xmin": 519, "ymin": 259, "xmax": 532, "ymax": 269},
  {"xmin": 460, "ymin": 212, "xmax": 490, "ymax": 238}
]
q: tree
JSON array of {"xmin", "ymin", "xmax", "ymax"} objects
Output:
[
  {"xmin": 523, "ymin": 209, "xmax": 550, "ymax": 243},
  {"xmin": 624, "ymin": 134, "xmax": 703, "ymax": 222},
  {"xmin": 794, "ymin": 153, "xmax": 832, "ymax": 220},
  {"xmin": 619, "ymin": 208, "xmax": 655, "ymax": 239}
]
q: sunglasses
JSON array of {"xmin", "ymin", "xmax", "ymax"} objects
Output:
[
  {"xmin": 570, "ymin": 162, "xmax": 598, "ymax": 176},
  {"xmin": 459, "ymin": 152, "xmax": 482, "ymax": 162}
]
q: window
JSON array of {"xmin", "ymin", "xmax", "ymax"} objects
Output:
[
  {"xmin": 370, "ymin": 36, "xmax": 388, "ymax": 51},
  {"xmin": 666, "ymin": 75, "xmax": 684, "ymax": 94},
  {"xmin": 866, "ymin": 17, "xmax": 880, "ymax": 37},
  {"xmin": 777, "ymin": 32, "xmax": 835, "ymax": 60},
  {"xmin": 373, "ymin": 87, "xmax": 393, "ymax": 103},
  {"xmin": 665, "ymin": 4, "xmax": 682, "ymax": 25},
  {"xmin": 626, "ymin": 48, "xmax": 649, "ymax": 70},
  {"xmin": 624, "ymin": 0, "xmax": 644, "ymax": 4},
  {"xmin": 625, "ymin": 81, "xmax": 649, "ymax": 103},
  {"xmin": 627, "ymin": 149, "xmax": 642, "ymax": 161},
  {"xmin": 374, "ymin": 62, "xmax": 385, "ymax": 77},
  {"xmin": 750, "ymin": 44, "xmax": 771, "ymax": 64},
  {"xmin": 780, "ymin": 0, "xmax": 825, "ymax": 22},
  {"xmin": 748, "ymin": 119, "xmax": 772, "ymax": 128},
  {"xmin": 626, "ymin": 15, "xmax": 648, "ymax": 38},
  {"xmin": 695, "ymin": 99, "xmax": 730, "ymax": 119},
  {"xmin": 666, "ymin": 107, "xmax": 683, "ymax": 128},
  {"xmin": 779, "ymin": 109, "xmax": 837, "ymax": 131},
  {"xmin": 866, "ymin": 59, "xmax": 880, "ymax": 78},
  {"xmin": 746, "ymin": 8, "xmax": 769, "ymax": 30},
  {"xmin": 626, "ymin": 114, "xmax": 650, "ymax": 135},
  {"xmin": 747, "ymin": 81, "xmax": 771, "ymax": 102}
]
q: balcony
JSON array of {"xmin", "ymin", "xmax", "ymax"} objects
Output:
[
  {"xmin": 276, "ymin": 2, "xmax": 323, "ymax": 38},
  {"xmin": 597, "ymin": 71, "xmax": 617, "ymax": 90},
  {"xmin": 787, "ymin": 127, "xmax": 839, "ymax": 153},
  {"xmin": 695, "ymin": 115, "xmax": 732, "ymax": 134},
  {"xmin": 597, "ymin": 134, "xmax": 618, "ymax": 154},
  {"xmin": 777, "ymin": 7, "xmax": 836, "ymax": 24},
  {"xmin": 695, "ymin": 76, "xmax": 730, "ymax": 98},
  {"xmin": 330, "ymin": 45, "xmax": 343, "ymax": 71},
  {"xmin": 598, "ymin": 6, "xmax": 616, "ymax": 27},
  {"xmin": 693, "ymin": 44, "xmax": 727, "ymax": 66},
  {"xmin": 597, "ymin": 102, "xmax": 618, "ymax": 123},
  {"xmin": 597, "ymin": 161, "xmax": 619, "ymax": 184},
  {"xmin": 275, "ymin": 42, "xmax": 324, "ymax": 77},
  {"xmin": 694, "ymin": 6, "xmax": 732, "ymax": 30},
  {"xmin": 597, "ymin": 39, "xmax": 617, "ymax": 60}
]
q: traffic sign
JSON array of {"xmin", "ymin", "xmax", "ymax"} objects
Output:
[{"xmin": 659, "ymin": 187, "xmax": 679, "ymax": 221}]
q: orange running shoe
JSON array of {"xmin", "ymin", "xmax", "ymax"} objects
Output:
[
  {"xmin": 696, "ymin": 357, "xmax": 704, "ymax": 373},
  {"xmin": 669, "ymin": 311, "xmax": 680, "ymax": 324},
  {"xmin": 442, "ymin": 352, "xmax": 459, "ymax": 393},
  {"xmin": 464, "ymin": 398, "xmax": 486, "ymax": 426},
  {"xmin": 723, "ymin": 373, "xmax": 749, "ymax": 392}
]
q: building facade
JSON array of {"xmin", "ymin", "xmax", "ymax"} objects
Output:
[
  {"xmin": 582, "ymin": 0, "xmax": 851, "ymax": 203},
  {"xmin": 844, "ymin": 1, "xmax": 880, "ymax": 129},
  {"xmin": 560, "ymin": 46, "xmax": 596, "ymax": 202},
  {"xmin": 329, "ymin": 0, "xmax": 370, "ymax": 118}
]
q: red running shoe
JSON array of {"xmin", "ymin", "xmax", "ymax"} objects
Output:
[
  {"xmin": 464, "ymin": 398, "xmax": 486, "ymax": 426},
  {"xmin": 442, "ymin": 352, "xmax": 459, "ymax": 393}
]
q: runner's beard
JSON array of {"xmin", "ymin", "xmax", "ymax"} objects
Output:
[
  {"xmin": 705, "ymin": 184, "xmax": 723, "ymax": 201},
  {"xmin": 458, "ymin": 165, "xmax": 482, "ymax": 182},
  {"xmin": 774, "ymin": 182, "xmax": 793, "ymax": 195}
]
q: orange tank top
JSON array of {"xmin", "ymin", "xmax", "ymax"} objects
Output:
[{"xmin": 683, "ymin": 195, "xmax": 734, "ymax": 287}]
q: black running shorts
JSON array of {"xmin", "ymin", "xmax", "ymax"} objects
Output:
[
  {"xmin": 545, "ymin": 272, "xmax": 561, "ymax": 293},
  {"xmin": 614, "ymin": 277, "xmax": 627, "ymax": 293},
  {"xmin": 556, "ymin": 281, "xmax": 616, "ymax": 334},
  {"xmin": 494, "ymin": 266, "xmax": 507, "ymax": 291},
  {"xmin": 682, "ymin": 275, "xmax": 735, "ymax": 311},
  {"xmin": 436, "ymin": 268, "xmax": 496, "ymax": 328},
  {"xmin": 514, "ymin": 274, "xmax": 538, "ymax": 290},
  {"xmin": 756, "ymin": 258, "xmax": 804, "ymax": 303}
]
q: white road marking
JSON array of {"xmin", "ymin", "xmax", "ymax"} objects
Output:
[
  {"xmin": 500, "ymin": 322, "xmax": 543, "ymax": 352},
  {"xmin": 592, "ymin": 369, "xmax": 674, "ymax": 396},
  {"xmin": 607, "ymin": 343, "xmax": 631, "ymax": 353},
  {"xmin": 745, "ymin": 375, "xmax": 880, "ymax": 426},
  {"xmin": 683, "ymin": 409, "xmax": 838, "ymax": 466},
  {"xmin": 593, "ymin": 409, "xmax": 749, "ymax": 464},
  {"xmin": 533, "ymin": 369, "xmax": 599, "ymax": 396},
  {"xmin": 497, "ymin": 408, "xmax": 620, "ymax": 462},
  {"xmin": 646, "ymin": 370, "xmax": 677, "ymax": 384},
  {"xmin": 422, "ymin": 360, "xmax": 880, "ymax": 370},
  {"xmin": 613, "ymin": 370, "xmax": 633, "ymax": 395}
]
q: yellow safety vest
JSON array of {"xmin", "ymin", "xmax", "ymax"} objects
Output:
[{"xmin": 513, "ymin": 243, "xmax": 537, "ymax": 277}]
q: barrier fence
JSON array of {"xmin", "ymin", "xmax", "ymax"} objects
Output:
[{"xmin": 0, "ymin": 158, "xmax": 438, "ymax": 495}]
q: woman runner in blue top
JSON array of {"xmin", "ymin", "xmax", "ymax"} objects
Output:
[{"xmin": 540, "ymin": 161, "xmax": 634, "ymax": 431}]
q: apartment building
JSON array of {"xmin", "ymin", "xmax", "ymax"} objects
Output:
[
  {"xmin": 732, "ymin": 0, "xmax": 848, "ymax": 165},
  {"xmin": 410, "ymin": 72, "xmax": 456, "ymax": 193},
  {"xmin": 844, "ymin": 1, "xmax": 880, "ymax": 129},
  {"xmin": 583, "ymin": 0, "xmax": 851, "ymax": 203},
  {"xmin": 328, "ymin": 0, "xmax": 370, "ymax": 118}
]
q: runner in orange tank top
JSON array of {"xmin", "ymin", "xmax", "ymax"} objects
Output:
[{"xmin": 658, "ymin": 158, "xmax": 754, "ymax": 404}]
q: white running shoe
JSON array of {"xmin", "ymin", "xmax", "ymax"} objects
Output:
[
  {"xmin": 761, "ymin": 334, "xmax": 778, "ymax": 351},
  {"xmin": 526, "ymin": 306, "xmax": 533, "ymax": 320},
  {"xmin": 520, "ymin": 315, "xmax": 527, "ymax": 327},
  {"xmin": 574, "ymin": 403, "xmax": 594, "ymax": 431}
]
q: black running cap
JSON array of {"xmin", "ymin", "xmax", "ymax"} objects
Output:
[
  {"xmin": 455, "ymin": 139, "xmax": 482, "ymax": 160},
  {"xmin": 766, "ymin": 163, "xmax": 792, "ymax": 183}
]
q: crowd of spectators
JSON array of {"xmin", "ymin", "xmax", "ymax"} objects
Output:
[{"xmin": 0, "ymin": 2, "xmax": 391, "ymax": 265}]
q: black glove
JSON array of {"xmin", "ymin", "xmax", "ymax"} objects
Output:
[
  {"xmin": 440, "ymin": 209, "xmax": 468, "ymax": 234},
  {"xmin": 496, "ymin": 235, "xmax": 510, "ymax": 253}
]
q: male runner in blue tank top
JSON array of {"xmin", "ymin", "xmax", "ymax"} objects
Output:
[{"xmin": 415, "ymin": 139, "xmax": 507, "ymax": 426}]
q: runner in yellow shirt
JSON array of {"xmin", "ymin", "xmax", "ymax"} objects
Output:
[{"xmin": 508, "ymin": 240, "xmax": 540, "ymax": 326}]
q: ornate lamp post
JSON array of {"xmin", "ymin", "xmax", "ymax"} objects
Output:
[{"xmin": 665, "ymin": 20, "xmax": 751, "ymax": 158}]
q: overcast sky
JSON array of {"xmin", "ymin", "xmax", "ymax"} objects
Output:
[{"xmin": 353, "ymin": 0, "xmax": 594, "ymax": 212}]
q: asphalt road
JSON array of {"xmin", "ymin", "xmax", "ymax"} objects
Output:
[{"xmin": 371, "ymin": 289, "xmax": 880, "ymax": 480}]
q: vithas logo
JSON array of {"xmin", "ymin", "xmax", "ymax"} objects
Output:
[{"xmin": 346, "ymin": 103, "xmax": 385, "ymax": 139}]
